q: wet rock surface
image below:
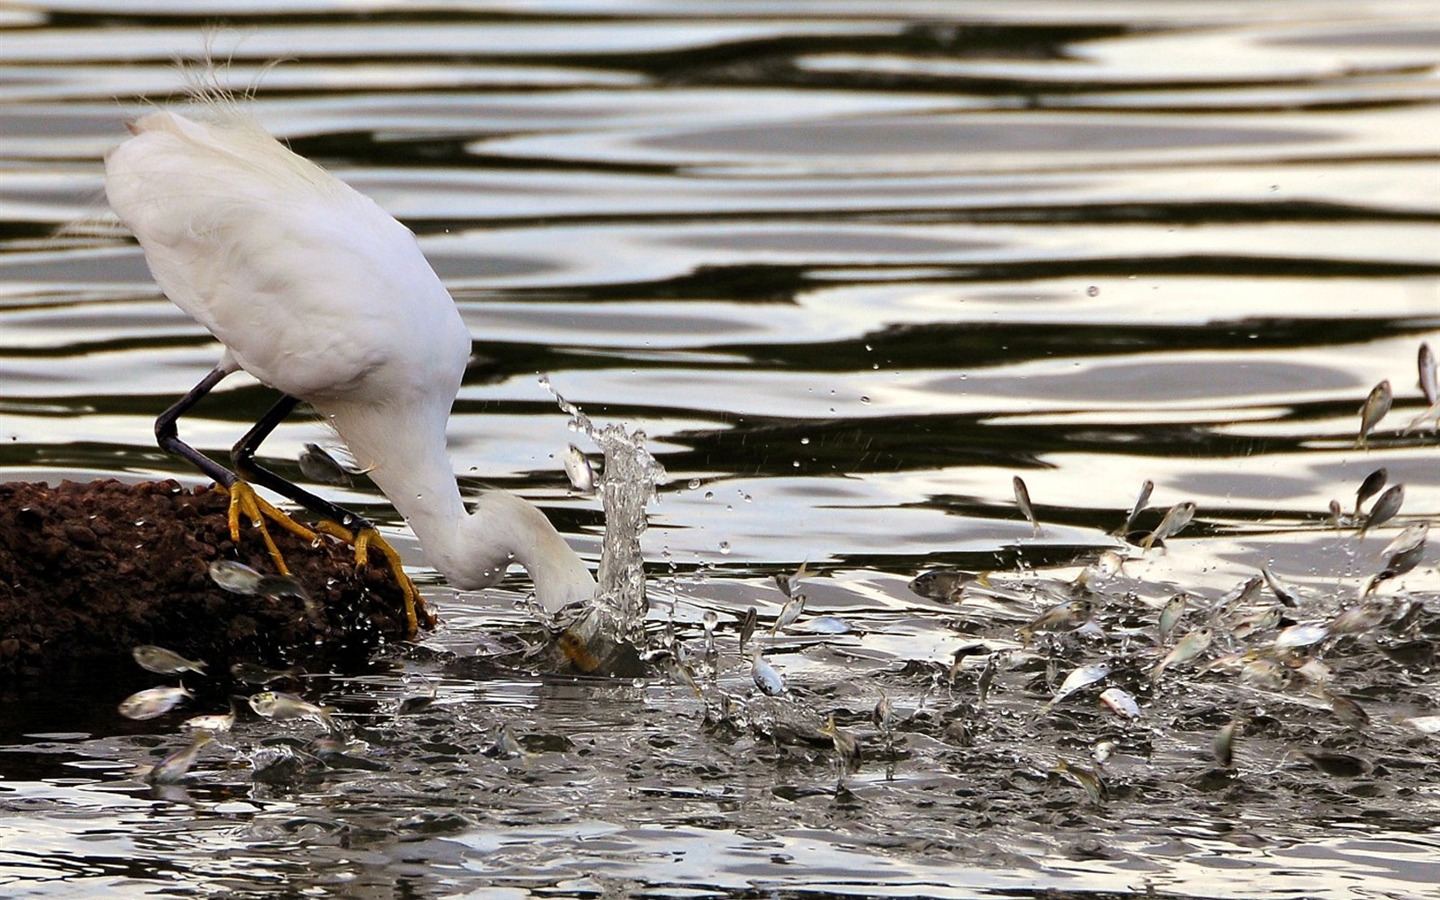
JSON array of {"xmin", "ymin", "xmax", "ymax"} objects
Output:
[{"xmin": 0, "ymin": 479, "xmax": 411, "ymax": 681}]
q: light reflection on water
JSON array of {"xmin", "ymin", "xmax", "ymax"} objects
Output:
[{"xmin": 1, "ymin": 1, "xmax": 1439, "ymax": 898}]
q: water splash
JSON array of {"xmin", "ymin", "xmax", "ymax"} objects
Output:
[{"xmin": 542, "ymin": 377, "xmax": 666, "ymax": 656}]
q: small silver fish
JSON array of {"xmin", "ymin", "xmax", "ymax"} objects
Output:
[
  {"xmin": 1380, "ymin": 522, "xmax": 1428, "ymax": 564},
  {"xmin": 1373, "ymin": 544, "xmax": 1426, "ymax": 589},
  {"xmin": 1092, "ymin": 740, "xmax": 1117, "ymax": 767},
  {"xmin": 1261, "ymin": 565, "xmax": 1303, "ymax": 608},
  {"xmin": 118, "ymin": 685, "xmax": 192, "ymax": 721},
  {"xmin": 1404, "ymin": 344, "xmax": 1440, "ymax": 431},
  {"xmin": 1239, "ymin": 655, "xmax": 1289, "ymax": 689},
  {"xmin": 1361, "ymin": 484, "xmax": 1404, "ymax": 535},
  {"xmin": 976, "ymin": 653, "xmax": 998, "ymax": 704},
  {"xmin": 774, "ymin": 561, "xmax": 810, "ymax": 599},
  {"xmin": 1326, "ymin": 693, "xmax": 1370, "ymax": 727},
  {"xmin": 1098, "ymin": 686, "xmax": 1140, "ymax": 719},
  {"xmin": 248, "ymin": 691, "xmax": 334, "ymax": 729},
  {"xmin": 493, "ymin": 724, "xmax": 524, "ymax": 759},
  {"xmin": 749, "ymin": 649, "xmax": 785, "ymax": 696},
  {"xmin": 1357, "ymin": 380, "xmax": 1392, "ymax": 449},
  {"xmin": 396, "ymin": 680, "xmax": 438, "ymax": 715},
  {"xmin": 1142, "ymin": 501, "xmax": 1196, "ymax": 551},
  {"xmin": 182, "ymin": 702, "xmax": 237, "ymax": 734},
  {"xmin": 1354, "ymin": 468, "xmax": 1388, "ymax": 518},
  {"xmin": 908, "ymin": 569, "xmax": 986, "ymax": 603},
  {"xmin": 1158, "ymin": 593, "xmax": 1188, "ymax": 640},
  {"xmin": 1273, "ymin": 621, "xmax": 1330, "ymax": 649},
  {"xmin": 1041, "ymin": 662, "xmax": 1111, "ymax": 714},
  {"xmin": 209, "ymin": 560, "xmax": 310, "ymax": 602},
  {"xmin": 132, "ymin": 645, "xmax": 207, "ymax": 677},
  {"xmin": 1290, "ymin": 655, "xmax": 1332, "ymax": 687},
  {"xmin": 298, "ymin": 443, "xmax": 352, "ymax": 485},
  {"xmin": 1327, "ymin": 599, "xmax": 1391, "ymax": 636},
  {"xmin": 948, "ymin": 643, "xmax": 987, "ymax": 685},
  {"xmin": 1013, "ymin": 475, "xmax": 1040, "ymax": 534},
  {"xmin": 1074, "ymin": 551, "xmax": 1125, "ymax": 591},
  {"xmin": 1118, "ymin": 479, "xmax": 1154, "ymax": 536},
  {"xmin": 1421, "ymin": 343, "xmax": 1438, "ymax": 405},
  {"xmin": 771, "ymin": 592, "xmax": 806, "ymax": 635},
  {"xmin": 1216, "ymin": 575, "xmax": 1264, "ymax": 616},
  {"xmin": 1231, "ymin": 605, "xmax": 1282, "ymax": 640},
  {"xmin": 655, "ymin": 652, "xmax": 703, "ymax": 698},
  {"xmin": 1403, "ymin": 714, "xmax": 1440, "ymax": 735},
  {"xmin": 820, "ymin": 714, "xmax": 861, "ymax": 774},
  {"xmin": 1152, "ymin": 627, "xmax": 1213, "ymax": 680},
  {"xmin": 562, "ymin": 444, "xmax": 595, "ymax": 493},
  {"xmin": 873, "ymin": 694, "xmax": 895, "ymax": 733},
  {"xmin": 257, "ymin": 575, "xmax": 311, "ymax": 603},
  {"xmin": 307, "ymin": 737, "xmax": 384, "ymax": 771},
  {"xmin": 797, "ymin": 615, "xmax": 851, "ymax": 635},
  {"xmin": 1052, "ymin": 758, "xmax": 1106, "ymax": 805},
  {"xmin": 738, "ymin": 607, "xmax": 758, "ymax": 651},
  {"xmin": 147, "ymin": 732, "xmax": 212, "ymax": 785},
  {"xmin": 208, "ymin": 559, "xmax": 265, "ymax": 595},
  {"xmin": 1022, "ymin": 599, "xmax": 1092, "ymax": 639},
  {"xmin": 1212, "ymin": 718, "xmax": 1242, "ymax": 768}
]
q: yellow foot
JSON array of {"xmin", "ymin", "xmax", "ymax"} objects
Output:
[
  {"xmin": 316, "ymin": 520, "xmax": 433, "ymax": 639},
  {"xmin": 227, "ymin": 481, "xmax": 319, "ymax": 576}
]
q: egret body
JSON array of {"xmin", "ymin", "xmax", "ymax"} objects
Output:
[{"xmin": 105, "ymin": 106, "xmax": 595, "ymax": 620}]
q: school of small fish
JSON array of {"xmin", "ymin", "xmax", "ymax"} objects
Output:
[{"xmin": 104, "ymin": 344, "xmax": 1436, "ymax": 811}]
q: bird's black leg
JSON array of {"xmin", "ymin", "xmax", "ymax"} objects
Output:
[
  {"xmin": 231, "ymin": 394, "xmax": 374, "ymax": 531},
  {"xmin": 155, "ymin": 365, "xmax": 237, "ymax": 487}
]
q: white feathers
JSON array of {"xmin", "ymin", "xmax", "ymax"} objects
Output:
[{"xmin": 105, "ymin": 97, "xmax": 596, "ymax": 618}]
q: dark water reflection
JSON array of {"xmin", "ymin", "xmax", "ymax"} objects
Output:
[{"xmin": 1, "ymin": 2, "xmax": 1439, "ymax": 898}]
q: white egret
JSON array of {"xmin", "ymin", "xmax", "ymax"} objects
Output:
[{"xmin": 104, "ymin": 98, "xmax": 596, "ymax": 635}]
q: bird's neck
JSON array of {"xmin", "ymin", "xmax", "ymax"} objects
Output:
[{"xmin": 319, "ymin": 400, "xmax": 594, "ymax": 614}]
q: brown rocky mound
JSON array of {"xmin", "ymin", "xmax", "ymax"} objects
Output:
[{"xmin": 0, "ymin": 478, "xmax": 414, "ymax": 682}]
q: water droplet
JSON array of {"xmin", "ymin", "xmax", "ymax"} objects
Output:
[
  {"xmin": 688, "ymin": 478, "xmax": 701, "ymax": 490},
  {"xmin": 800, "ymin": 437, "xmax": 810, "ymax": 445},
  {"xmin": 1086, "ymin": 285, "xmax": 1099, "ymax": 297},
  {"xmin": 718, "ymin": 541, "xmax": 731, "ymax": 555},
  {"xmin": 133, "ymin": 519, "xmax": 146, "ymax": 527},
  {"xmin": 704, "ymin": 491, "xmax": 714, "ymax": 500},
  {"xmin": 860, "ymin": 396, "xmax": 871, "ymax": 405}
]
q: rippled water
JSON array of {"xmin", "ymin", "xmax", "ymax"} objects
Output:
[{"xmin": 2, "ymin": 2, "xmax": 1439, "ymax": 898}]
